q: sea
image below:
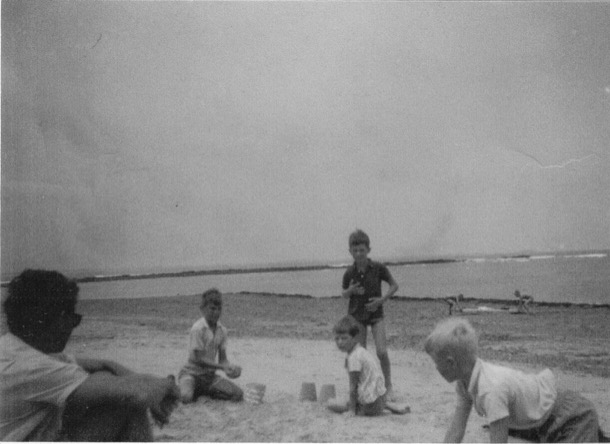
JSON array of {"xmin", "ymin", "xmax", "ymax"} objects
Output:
[{"xmin": 65, "ymin": 252, "xmax": 610, "ymax": 305}]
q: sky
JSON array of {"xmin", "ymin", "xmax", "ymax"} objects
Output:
[{"xmin": 2, "ymin": 1, "xmax": 610, "ymax": 277}]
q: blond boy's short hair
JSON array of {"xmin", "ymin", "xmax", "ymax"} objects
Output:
[{"xmin": 424, "ymin": 317, "xmax": 478, "ymax": 363}]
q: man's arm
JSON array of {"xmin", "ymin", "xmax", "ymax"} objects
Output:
[
  {"xmin": 488, "ymin": 417, "xmax": 509, "ymax": 443},
  {"xmin": 66, "ymin": 371, "xmax": 179, "ymax": 426},
  {"xmin": 76, "ymin": 358, "xmax": 134, "ymax": 376},
  {"xmin": 444, "ymin": 397, "xmax": 472, "ymax": 443}
]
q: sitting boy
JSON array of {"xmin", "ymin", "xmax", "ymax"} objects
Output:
[
  {"xmin": 424, "ymin": 317, "xmax": 607, "ymax": 443},
  {"xmin": 0, "ymin": 269, "xmax": 179, "ymax": 442},
  {"xmin": 177, "ymin": 288, "xmax": 243, "ymax": 403},
  {"xmin": 327, "ymin": 315, "xmax": 409, "ymax": 416}
]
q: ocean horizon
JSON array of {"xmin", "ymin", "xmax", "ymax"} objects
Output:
[{"xmin": 3, "ymin": 250, "xmax": 603, "ymax": 306}]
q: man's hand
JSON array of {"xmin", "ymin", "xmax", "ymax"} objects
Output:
[{"xmin": 127, "ymin": 374, "xmax": 179, "ymax": 428}]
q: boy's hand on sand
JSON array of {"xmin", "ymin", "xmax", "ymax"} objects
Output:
[
  {"xmin": 224, "ymin": 364, "xmax": 242, "ymax": 379},
  {"xmin": 349, "ymin": 280, "xmax": 365, "ymax": 296}
]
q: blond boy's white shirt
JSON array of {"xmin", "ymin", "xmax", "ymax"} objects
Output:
[
  {"xmin": 346, "ymin": 343, "xmax": 386, "ymax": 404},
  {"xmin": 457, "ymin": 358, "xmax": 557, "ymax": 429}
]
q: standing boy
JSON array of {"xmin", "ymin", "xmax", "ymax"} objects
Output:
[
  {"xmin": 342, "ymin": 229, "xmax": 399, "ymax": 400},
  {"xmin": 424, "ymin": 317, "xmax": 608, "ymax": 443},
  {"xmin": 178, "ymin": 288, "xmax": 243, "ymax": 403},
  {"xmin": 0, "ymin": 269, "xmax": 179, "ymax": 442}
]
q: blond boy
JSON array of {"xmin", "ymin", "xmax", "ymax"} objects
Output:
[{"xmin": 424, "ymin": 318, "xmax": 606, "ymax": 443}]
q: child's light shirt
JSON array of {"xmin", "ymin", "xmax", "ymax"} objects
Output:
[
  {"xmin": 457, "ymin": 358, "xmax": 557, "ymax": 430},
  {"xmin": 0, "ymin": 333, "xmax": 89, "ymax": 441},
  {"xmin": 346, "ymin": 343, "xmax": 386, "ymax": 404},
  {"xmin": 180, "ymin": 317, "xmax": 228, "ymax": 377}
]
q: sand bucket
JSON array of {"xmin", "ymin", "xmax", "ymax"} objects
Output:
[
  {"xmin": 244, "ymin": 383, "xmax": 266, "ymax": 404},
  {"xmin": 318, "ymin": 384, "xmax": 336, "ymax": 403},
  {"xmin": 299, "ymin": 382, "xmax": 317, "ymax": 402}
]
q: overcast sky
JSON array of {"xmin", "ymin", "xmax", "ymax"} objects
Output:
[{"xmin": 2, "ymin": 1, "xmax": 609, "ymax": 277}]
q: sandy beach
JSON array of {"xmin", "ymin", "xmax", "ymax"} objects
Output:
[{"xmin": 63, "ymin": 293, "xmax": 610, "ymax": 442}]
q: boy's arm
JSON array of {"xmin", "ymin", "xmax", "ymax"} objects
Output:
[
  {"xmin": 193, "ymin": 349, "xmax": 227, "ymax": 371},
  {"xmin": 218, "ymin": 348, "xmax": 241, "ymax": 378},
  {"xmin": 444, "ymin": 396, "xmax": 472, "ymax": 443},
  {"xmin": 488, "ymin": 417, "xmax": 509, "ymax": 443},
  {"xmin": 366, "ymin": 273, "xmax": 398, "ymax": 311},
  {"xmin": 348, "ymin": 371, "xmax": 360, "ymax": 414},
  {"xmin": 381, "ymin": 275, "xmax": 398, "ymax": 302}
]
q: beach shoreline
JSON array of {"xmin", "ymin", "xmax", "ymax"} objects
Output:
[
  {"xmin": 67, "ymin": 293, "xmax": 609, "ymax": 442},
  {"xmin": 77, "ymin": 293, "xmax": 610, "ymax": 378}
]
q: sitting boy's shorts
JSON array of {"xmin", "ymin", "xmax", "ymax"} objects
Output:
[
  {"xmin": 509, "ymin": 390, "xmax": 600, "ymax": 442},
  {"xmin": 178, "ymin": 371, "xmax": 243, "ymax": 402}
]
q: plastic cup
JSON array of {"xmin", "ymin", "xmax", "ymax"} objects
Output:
[
  {"xmin": 244, "ymin": 383, "xmax": 266, "ymax": 404},
  {"xmin": 299, "ymin": 382, "xmax": 317, "ymax": 402}
]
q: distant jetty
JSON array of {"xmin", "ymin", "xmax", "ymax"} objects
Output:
[
  {"xmin": 1, "ymin": 250, "xmax": 606, "ymax": 288},
  {"xmin": 74, "ymin": 257, "xmax": 461, "ymax": 284}
]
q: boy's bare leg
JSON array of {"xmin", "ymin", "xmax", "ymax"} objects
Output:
[
  {"xmin": 60, "ymin": 404, "xmax": 153, "ymax": 442},
  {"xmin": 384, "ymin": 399, "xmax": 411, "ymax": 415},
  {"xmin": 371, "ymin": 320, "xmax": 395, "ymax": 401}
]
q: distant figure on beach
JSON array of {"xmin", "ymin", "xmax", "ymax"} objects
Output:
[
  {"xmin": 342, "ymin": 229, "xmax": 399, "ymax": 401},
  {"xmin": 177, "ymin": 288, "xmax": 243, "ymax": 403},
  {"xmin": 327, "ymin": 316, "xmax": 409, "ymax": 416},
  {"xmin": 0, "ymin": 269, "xmax": 179, "ymax": 442},
  {"xmin": 443, "ymin": 293, "xmax": 464, "ymax": 315},
  {"xmin": 424, "ymin": 317, "xmax": 608, "ymax": 443},
  {"xmin": 514, "ymin": 290, "xmax": 534, "ymax": 314}
]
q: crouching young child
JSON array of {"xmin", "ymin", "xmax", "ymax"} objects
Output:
[
  {"xmin": 424, "ymin": 317, "xmax": 608, "ymax": 443},
  {"xmin": 327, "ymin": 315, "xmax": 409, "ymax": 417}
]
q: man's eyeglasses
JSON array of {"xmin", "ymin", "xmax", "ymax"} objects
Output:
[{"xmin": 60, "ymin": 310, "xmax": 82, "ymax": 327}]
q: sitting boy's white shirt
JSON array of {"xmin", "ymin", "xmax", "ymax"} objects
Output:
[
  {"xmin": 457, "ymin": 358, "xmax": 557, "ymax": 429},
  {"xmin": 180, "ymin": 317, "xmax": 228, "ymax": 377},
  {"xmin": 0, "ymin": 332, "xmax": 89, "ymax": 441},
  {"xmin": 346, "ymin": 343, "xmax": 386, "ymax": 404}
]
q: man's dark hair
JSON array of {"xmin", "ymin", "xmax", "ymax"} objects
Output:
[{"xmin": 3, "ymin": 269, "xmax": 79, "ymax": 340}]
